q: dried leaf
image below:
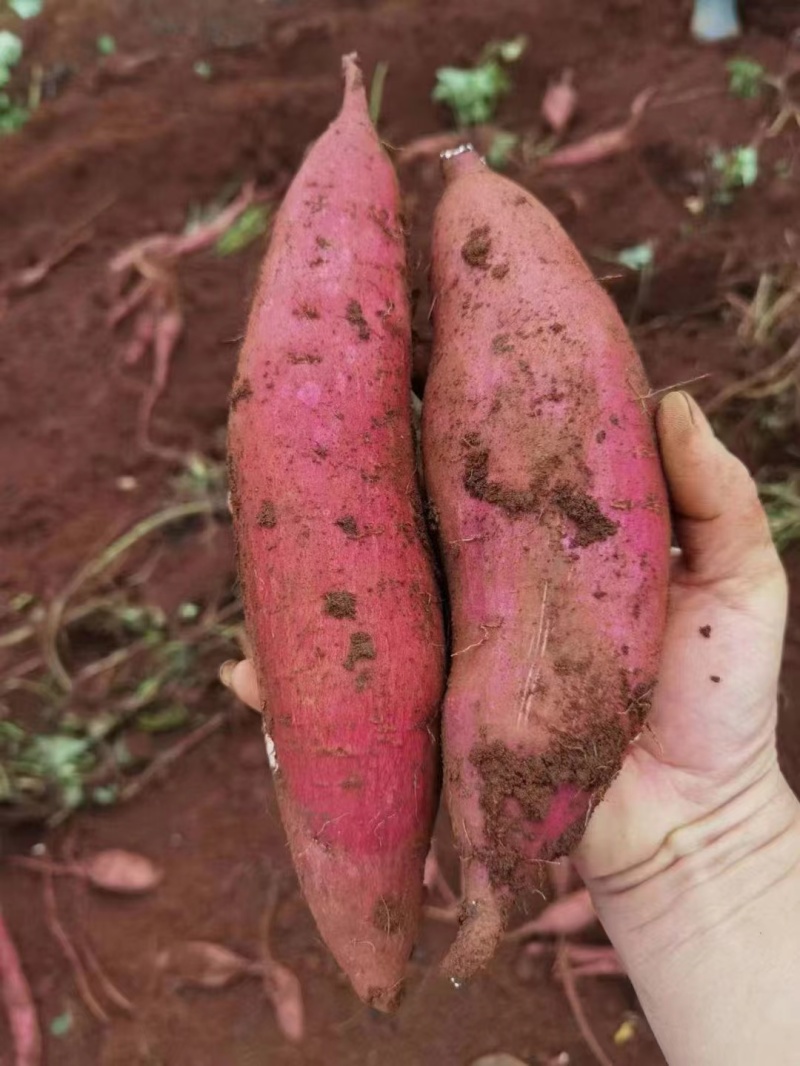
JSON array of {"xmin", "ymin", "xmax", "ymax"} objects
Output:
[
  {"xmin": 263, "ymin": 958, "xmax": 304, "ymax": 1043},
  {"xmin": 82, "ymin": 849, "xmax": 163, "ymax": 894},
  {"xmin": 541, "ymin": 70, "xmax": 577, "ymax": 134},
  {"xmin": 471, "ymin": 1056, "xmax": 528, "ymax": 1066},
  {"xmin": 541, "ymin": 87, "xmax": 653, "ymax": 169},
  {"xmin": 160, "ymin": 941, "xmax": 256, "ymax": 990},
  {"xmin": 396, "ymin": 126, "xmax": 499, "ymax": 166}
]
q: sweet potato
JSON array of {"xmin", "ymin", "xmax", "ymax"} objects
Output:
[
  {"xmin": 422, "ymin": 146, "xmax": 669, "ymax": 980},
  {"xmin": 227, "ymin": 56, "xmax": 445, "ymax": 1010}
]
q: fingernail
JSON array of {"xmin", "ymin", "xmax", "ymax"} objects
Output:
[
  {"xmin": 219, "ymin": 660, "xmax": 238, "ymax": 689},
  {"xmin": 681, "ymin": 391, "xmax": 704, "ymax": 425},
  {"xmin": 658, "ymin": 390, "xmax": 709, "ymax": 434}
]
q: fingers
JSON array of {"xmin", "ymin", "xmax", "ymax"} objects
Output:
[
  {"xmin": 219, "ymin": 658, "xmax": 262, "ymax": 712},
  {"xmin": 656, "ymin": 391, "xmax": 781, "ymax": 585}
]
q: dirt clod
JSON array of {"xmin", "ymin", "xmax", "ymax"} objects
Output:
[
  {"xmin": 343, "ymin": 632, "xmax": 376, "ymax": 671},
  {"xmin": 491, "ymin": 333, "xmax": 514, "ymax": 355},
  {"xmin": 257, "ymin": 501, "xmax": 277, "ymax": 528},
  {"xmin": 700, "ymin": 625, "xmax": 712, "ymax": 638},
  {"xmin": 324, "ymin": 590, "xmax": 357, "ymax": 620},
  {"xmin": 346, "ymin": 300, "xmax": 371, "ymax": 341},
  {"xmin": 229, "ymin": 377, "xmax": 253, "ymax": 408},
  {"xmin": 463, "ymin": 443, "xmax": 541, "ymax": 516},
  {"xmin": 470, "ymin": 715, "xmax": 630, "ymax": 887},
  {"xmin": 335, "ymin": 515, "xmax": 359, "ymax": 538},
  {"xmin": 553, "ymin": 484, "xmax": 618, "ymax": 547},
  {"xmin": 461, "ymin": 225, "xmax": 492, "ymax": 269}
]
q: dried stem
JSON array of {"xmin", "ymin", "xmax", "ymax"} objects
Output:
[
  {"xmin": 42, "ymin": 870, "xmax": 109, "ymax": 1024},
  {"xmin": 0, "ymin": 906, "xmax": 41, "ymax": 1066},
  {"xmin": 119, "ymin": 712, "xmax": 225, "ymax": 802},
  {"xmin": 556, "ymin": 938, "xmax": 615, "ymax": 1066}
]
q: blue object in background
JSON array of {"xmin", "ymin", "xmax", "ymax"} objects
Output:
[{"xmin": 691, "ymin": 0, "xmax": 741, "ymax": 41}]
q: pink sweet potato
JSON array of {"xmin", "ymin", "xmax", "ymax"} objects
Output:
[
  {"xmin": 421, "ymin": 147, "xmax": 669, "ymax": 980},
  {"xmin": 227, "ymin": 56, "xmax": 445, "ymax": 1010}
]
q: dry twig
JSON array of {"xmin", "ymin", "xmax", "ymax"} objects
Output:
[{"xmin": 0, "ymin": 907, "xmax": 41, "ymax": 1066}]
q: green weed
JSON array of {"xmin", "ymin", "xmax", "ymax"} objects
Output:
[{"xmin": 432, "ymin": 36, "xmax": 526, "ymax": 127}]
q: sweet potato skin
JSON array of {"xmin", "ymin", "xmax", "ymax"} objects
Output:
[
  {"xmin": 227, "ymin": 57, "xmax": 444, "ymax": 1010},
  {"xmin": 422, "ymin": 148, "xmax": 669, "ymax": 979}
]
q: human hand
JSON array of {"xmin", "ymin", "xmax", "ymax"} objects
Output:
[
  {"xmin": 575, "ymin": 390, "xmax": 789, "ymax": 886},
  {"xmin": 221, "ymin": 390, "xmax": 791, "ymax": 888}
]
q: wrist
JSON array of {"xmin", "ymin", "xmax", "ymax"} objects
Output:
[{"xmin": 582, "ymin": 764, "xmax": 800, "ymax": 967}]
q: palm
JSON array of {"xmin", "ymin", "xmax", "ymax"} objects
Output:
[{"xmin": 579, "ymin": 541, "xmax": 787, "ymax": 880}]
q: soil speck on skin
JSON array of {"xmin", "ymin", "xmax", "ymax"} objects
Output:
[
  {"xmin": 491, "ymin": 333, "xmax": 514, "ymax": 355},
  {"xmin": 288, "ymin": 351, "xmax": 322, "ymax": 364},
  {"xmin": 463, "ymin": 443, "xmax": 541, "ymax": 516},
  {"xmin": 343, "ymin": 631, "xmax": 376, "ymax": 671},
  {"xmin": 470, "ymin": 716, "xmax": 630, "ymax": 886},
  {"xmin": 595, "ymin": 430, "xmax": 606, "ymax": 444},
  {"xmin": 316, "ymin": 235, "xmax": 332, "ymax": 249},
  {"xmin": 372, "ymin": 896, "xmax": 406, "ymax": 936},
  {"xmin": 461, "ymin": 225, "xmax": 492, "ymax": 269},
  {"xmin": 256, "ymin": 501, "xmax": 277, "ymax": 528},
  {"xmin": 354, "ymin": 670, "xmax": 372, "ymax": 692},
  {"xmin": 324, "ymin": 590, "xmax": 357, "ymax": 619},
  {"xmin": 297, "ymin": 303, "xmax": 320, "ymax": 319},
  {"xmin": 700, "ymin": 625, "xmax": 712, "ymax": 638},
  {"xmin": 346, "ymin": 300, "xmax": 371, "ymax": 341},
  {"xmin": 491, "ymin": 262, "xmax": 509, "ymax": 280},
  {"xmin": 229, "ymin": 377, "xmax": 253, "ymax": 408},
  {"xmin": 710, "ymin": 675, "xmax": 721, "ymax": 683},
  {"xmin": 553, "ymin": 484, "xmax": 619, "ymax": 547},
  {"xmin": 336, "ymin": 514, "xmax": 359, "ymax": 538}
]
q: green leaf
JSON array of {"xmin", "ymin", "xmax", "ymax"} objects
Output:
[
  {"xmin": 493, "ymin": 35, "xmax": 527, "ymax": 63},
  {"xmin": 433, "ymin": 61, "xmax": 511, "ymax": 127},
  {"xmin": 486, "ymin": 131, "xmax": 519, "ymax": 170},
  {"xmin": 10, "ymin": 591, "xmax": 35, "ymax": 611},
  {"xmin": 92, "ymin": 784, "xmax": 119, "ymax": 806},
  {"xmin": 30, "ymin": 734, "xmax": 91, "ymax": 774},
  {"xmin": 9, "ymin": 0, "xmax": 43, "ymax": 17},
  {"xmin": 0, "ymin": 103, "xmax": 29, "ymax": 134},
  {"xmin": 0, "ymin": 31, "xmax": 23, "ymax": 69},
  {"xmin": 193, "ymin": 60, "xmax": 212, "ymax": 79},
  {"xmin": 133, "ymin": 675, "xmax": 163, "ymax": 705},
  {"xmin": 96, "ymin": 34, "xmax": 117, "ymax": 56},
  {"xmin": 368, "ymin": 60, "xmax": 389, "ymax": 127},
  {"xmin": 710, "ymin": 145, "xmax": 759, "ymax": 203},
  {"xmin": 616, "ymin": 242, "xmax": 655, "ymax": 271},
  {"xmin": 136, "ymin": 704, "xmax": 190, "ymax": 733},
  {"xmin": 214, "ymin": 204, "xmax": 271, "ymax": 256},
  {"xmin": 726, "ymin": 57, "xmax": 765, "ymax": 99},
  {"xmin": 50, "ymin": 1010, "xmax": 73, "ymax": 1037},
  {"xmin": 177, "ymin": 601, "xmax": 200, "ymax": 622},
  {"xmin": 0, "ymin": 721, "xmax": 26, "ymax": 743},
  {"xmin": 481, "ymin": 35, "xmax": 528, "ymax": 64}
]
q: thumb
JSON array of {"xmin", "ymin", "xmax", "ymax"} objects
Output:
[
  {"xmin": 656, "ymin": 391, "xmax": 781, "ymax": 586},
  {"xmin": 219, "ymin": 658, "xmax": 262, "ymax": 712}
]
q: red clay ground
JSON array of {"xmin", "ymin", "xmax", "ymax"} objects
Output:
[{"xmin": 1, "ymin": 1, "xmax": 799, "ymax": 1063}]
